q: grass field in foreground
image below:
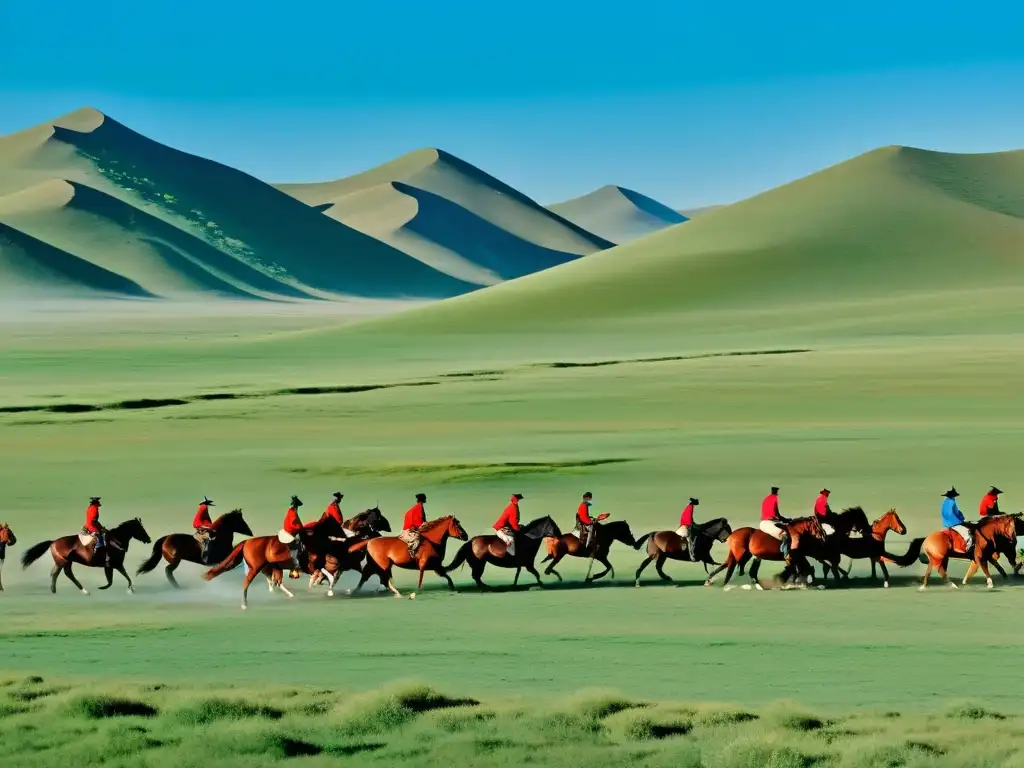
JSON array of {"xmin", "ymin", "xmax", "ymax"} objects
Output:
[{"xmin": 1, "ymin": 673, "xmax": 1019, "ymax": 768}]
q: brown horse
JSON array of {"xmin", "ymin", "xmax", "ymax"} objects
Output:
[
  {"xmin": 919, "ymin": 514, "xmax": 1020, "ymax": 591},
  {"xmin": 541, "ymin": 520, "xmax": 639, "ymax": 582},
  {"xmin": 444, "ymin": 516, "xmax": 562, "ymax": 589},
  {"xmin": 306, "ymin": 508, "xmax": 392, "ymax": 595},
  {"xmin": 781, "ymin": 506, "xmax": 873, "ymax": 584},
  {"xmin": 632, "ymin": 518, "xmax": 732, "ymax": 586},
  {"xmin": 135, "ymin": 509, "xmax": 253, "ymax": 586},
  {"xmin": 349, "ymin": 516, "xmax": 468, "ymax": 598},
  {"xmin": 704, "ymin": 516, "xmax": 826, "ymax": 590},
  {"xmin": 0, "ymin": 523, "xmax": 17, "ymax": 592},
  {"xmin": 21, "ymin": 518, "xmax": 152, "ymax": 595},
  {"xmin": 834, "ymin": 509, "xmax": 923, "ymax": 587}
]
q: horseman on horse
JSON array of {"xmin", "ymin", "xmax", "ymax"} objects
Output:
[
  {"xmin": 493, "ymin": 494, "xmax": 523, "ymax": 556},
  {"xmin": 192, "ymin": 497, "xmax": 216, "ymax": 562},
  {"xmin": 941, "ymin": 487, "xmax": 973, "ymax": 554},
  {"xmin": 400, "ymin": 493, "xmax": 428, "ymax": 556},
  {"xmin": 280, "ymin": 496, "xmax": 306, "ymax": 570},
  {"xmin": 675, "ymin": 497, "xmax": 700, "ymax": 560},
  {"xmin": 575, "ymin": 492, "xmax": 609, "ymax": 553},
  {"xmin": 758, "ymin": 487, "xmax": 791, "ymax": 556},
  {"xmin": 82, "ymin": 497, "xmax": 111, "ymax": 567},
  {"xmin": 814, "ymin": 489, "xmax": 836, "ymax": 536}
]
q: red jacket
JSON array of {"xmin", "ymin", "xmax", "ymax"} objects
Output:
[
  {"xmin": 404, "ymin": 503, "xmax": 426, "ymax": 531},
  {"xmin": 85, "ymin": 504, "xmax": 102, "ymax": 533},
  {"xmin": 577, "ymin": 501, "xmax": 593, "ymax": 525},
  {"xmin": 283, "ymin": 507, "xmax": 303, "ymax": 535},
  {"xmin": 494, "ymin": 502, "xmax": 520, "ymax": 531},
  {"xmin": 193, "ymin": 504, "xmax": 214, "ymax": 530},
  {"xmin": 814, "ymin": 494, "xmax": 830, "ymax": 518},
  {"xmin": 979, "ymin": 494, "xmax": 999, "ymax": 517},
  {"xmin": 322, "ymin": 502, "xmax": 344, "ymax": 525},
  {"xmin": 760, "ymin": 494, "xmax": 779, "ymax": 521},
  {"xmin": 679, "ymin": 504, "xmax": 694, "ymax": 527}
]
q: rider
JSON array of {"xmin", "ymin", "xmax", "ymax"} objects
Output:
[
  {"xmin": 192, "ymin": 496, "xmax": 216, "ymax": 562},
  {"xmin": 576, "ymin": 492, "xmax": 597, "ymax": 553},
  {"xmin": 317, "ymin": 491, "xmax": 348, "ymax": 533},
  {"xmin": 814, "ymin": 488, "xmax": 835, "ymax": 535},
  {"xmin": 675, "ymin": 497, "xmax": 700, "ymax": 561},
  {"xmin": 979, "ymin": 487, "xmax": 1002, "ymax": 517},
  {"xmin": 83, "ymin": 496, "xmax": 111, "ymax": 567},
  {"xmin": 493, "ymin": 494, "xmax": 522, "ymax": 556},
  {"xmin": 281, "ymin": 496, "xmax": 305, "ymax": 569},
  {"xmin": 759, "ymin": 486, "xmax": 791, "ymax": 556},
  {"xmin": 941, "ymin": 487, "xmax": 973, "ymax": 553},
  {"xmin": 400, "ymin": 493, "xmax": 427, "ymax": 556}
]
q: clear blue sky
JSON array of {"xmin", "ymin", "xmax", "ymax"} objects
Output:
[{"xmin": 2, "ymin": 0, "xmax": 1022, "ymax": 208}]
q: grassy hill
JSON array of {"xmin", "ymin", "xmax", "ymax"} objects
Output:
[
  {"xmin": 549, "ymin": 184, "xmax": 688, "ymax": 243},
  {"xmin": 365, "ymin": 146, "xmax": 1024, "ymax": 334},
  {"xmin": 0, "ymin": 108, "xmax": 476, "ymax": 300},
  {"xmin": 277, "ymin": 148, "xmax": 614, "ymax": 265}
]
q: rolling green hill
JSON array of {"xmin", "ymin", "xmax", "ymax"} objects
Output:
[
  {"xmin": 549, "ymin": 184, "xmax": 688, "ymax": 243},
  {"xmin": 366, "ymin": 146, "xmax": 1024, "ymax": 333},
  {"xmin": 0, "ymin": 108, "xmax": 476, "ymax": 300}
]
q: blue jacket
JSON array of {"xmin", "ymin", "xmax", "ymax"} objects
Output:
[{"xmin": 941, "ymin": 497, "xmax": 965, "ymax": 528}]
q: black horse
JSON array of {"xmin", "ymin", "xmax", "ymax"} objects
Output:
[{"xmin": 444, "ymin": 516, "xmax": 562, "ymax": 589}]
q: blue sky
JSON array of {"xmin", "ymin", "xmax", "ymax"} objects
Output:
[{"xmin": 2, "ymin": 0, "xmax": 1022, "ymax": 207}]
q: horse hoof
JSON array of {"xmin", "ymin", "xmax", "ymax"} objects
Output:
[
  {"xmin": 326, "ymin": 590, "xmax": 334, "ymax": 597},
  {"xmin": 754, "ymin": 584, "xmax": 764, "ymax": 591},
  {"xmin": 81, "ymin": 589, "xmax": 89, "ymax": 596},
  {"xmin": 723, "ymin": 585, "xmax": 735, "ymax": 592},
  {"xmin": 345, "ymin": 588, "xmax": 352, "ymax": 595},
  {"xmin": 883, "ymin": 581, "xmax": 889, "ymax": 589},
  {"xmin": 917, "ymin": 586, "xmax": 927, "ymax": 592},
  {"xmin": 949, "ymin": 582, "xmax": 959, "ymax": 590},
  {"xmin": 409, "ymin": 593, "xmax": 416, "ymax": 600},
  {"xmin": 806, "ymin": 574, "xmax": 814, "ymax": 584},
  {"xmin": 704, "ymin": 580, "xmax": 713, "ymax": 587},
  {"xmin": 987, "ymin": 579, "xmax": 994, "ymax": 589},
  {"xmin": 634, "ymin": 581, "xmax": 641, "ymax": 588},
  {"xmin": 127, "ymin": 587, "xmax": 134, "ymax": 594},
  {"xmin": 816, "ymin": 584, "xmax": 826, "ymax": 590},
  {"xmin": 741, "ymin": 584, "xmax": 752, "ymax": 591},
  {"xmin": 241, "ymin": 603, "xmax": 248, "ymax": 610}
]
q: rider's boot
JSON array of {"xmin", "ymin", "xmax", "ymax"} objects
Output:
[
  {"xmin": 780, "ymin": 532, "xmax": 791, "ymax": 558},
  {"xmin": 687, "ymin": 533, "xmax": 698, "ymax": 561}
]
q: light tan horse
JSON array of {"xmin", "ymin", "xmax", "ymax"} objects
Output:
[
  {"xmin": 704, "ymin": 516, "xmax": 826, "ymax": 590},
  {"xmin": 203, "ymin": 531, "xmax": 304, "ymax": 610},
  {"xmin": 919, "ymin": 514, "xmax": 1020, "ymax": 591},
  {"xmin": 348, "ymin": 516, "xmax": 467, "ymax": 598},
  {"xmin": 0, "ymin": 523, "xmax": 17, "ymax": 591}
]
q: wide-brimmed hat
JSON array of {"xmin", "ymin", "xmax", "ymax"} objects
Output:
[
  {"xmin": 990, "ymin": 487, "xmax": 1003, "ymax": 495},
  {"xmin": 415, "ymin": 493, "xmax": 427, "ymax": 503},
  {"xmin": 582, "ymin": 492, "xmax": 593, "ymax": 499},
  {"xmin": 512, "ymin": 493, "xmax": 524, "ymax": 500},
  {"xmin": 771, "ymin": 487, "xmax": 780, "ymax": 494},
  {"xmin": 943, "ymin": 487, "xmax": 959, "ymax": 498},
  {"xmin": 291, "ymin": 495, "xmax": 304, "ymax": 507},
  {"xmin": 90, "ymin": 497, "xmax": 101, "ymax": 505},
  {"xmin": 689, "ymin": 497, "xmax": 699, "ymax": 505},
  {"xmin": 201, "ymin": 496, "xmax": 215, "ymax": 506},
  {"xmin": 333, "ymin": 491, "xmax": 344, "ymax": 500},
  {"xmin": 820, "ymin": 488, "xmax": 830, "ymax": 496}
]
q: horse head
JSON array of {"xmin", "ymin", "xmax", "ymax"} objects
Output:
[
  {"xmin": 220, "ymin": 509, "xmax": 253, "ymax": 536},
  {"xmin": 368, "ymin": 507, "xmax": 392, "ymax": 533},
  {"xmin": 875, "ymin": 509, "xmax": 906, "ymax": 536},
  {"xmin": 524, "ymin": 516, "xmax": 561, "ymax": 540},
  {"xmin": 704, "ymin": 517, "xmax": 732, "ymax": 542},
  {"xmin": 449, "ymin": 517, "xmax": 468, "ymax": 541},
  {"xmin": 838, "ymin": 506, "xmax": 872, "ymax": 538},
  {"xmin": 0, "ymin": 523, "xmax": 15, "ymax": 546},
  {"xmin": 116, "ymin": 517, "xmax": 152, "ymax": 544},
  {"xmin": 420, "ymin": 516, "xmax": 467, "ymax": 543},
  {"xmin": 605, "ymin": 520, "xmax": 636, "ymax": 547}
]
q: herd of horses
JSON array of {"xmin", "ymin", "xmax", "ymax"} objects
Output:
[{"xmin": 5, "ymin": 505, "xmax": 1024, "ymax": 608}]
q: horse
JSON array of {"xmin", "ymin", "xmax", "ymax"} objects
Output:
[
  {"xmin": 307, "ymin": 508, "xmax": 392, "ymax": 595},
  {"xmin": 349, "ymin": 516, "xmax": 468, "ymax": 598},
  {"xmin": 781, "ymin": 507, "xmax": 873, "ymax": 584},
  {"xmin": 21, "ymin": 518, "xmax": 152, "ymax": 595},
  {"xmin": 0, "ymin": 523, "xmax": 17, "ymax": 592},
  {"xmin": 135, "ymin": 509, "xmax": 254, "ymax": 586},
  {"xmin": 632, "ymin": 518, "xmax": 732, "ymax": 586},
  {"xmin": 704, "ymin": 516, "xmax": 826, "ymax": 590},
  {"xmin": 919, "ymin": 514, "xmax": 1020, "ymax": 591},
  {"xmin": 540, "ymin": 520, "xmax": 639, "ymax": 582},
  {"xmin": 830, "ymin": 509, "xmax": 923, "ymax": 587},
  {"xmin": 444, "ymin": 516, "xmax": 562, "ymax": 589}
]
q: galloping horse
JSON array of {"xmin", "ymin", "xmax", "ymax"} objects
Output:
[
  {"xmin": 541, "ymin": 520, "xmax": 639, "ymax": 582},
  {"xmin": 349, "ymin": 516, "xmax": 468, "ymax": 598},
  {"xmin": 835, "ymin": 509, "xmax": 923, "ymax": 587},
  {"xmin": 783, "ymin": 507, "xmax": 873, "ymax": 584},
  {"xmin": 0, "ymin": 523, "xmax": 17, "ymax": 591},
  {"xmin": 307, "ymin": 508, "xmax": 392, "ymax": 595},
  {"xmin": 919, "ymin": 514, "xmax": 1020, "ymax": 591},
  {"xmin": 704, "ymin": 516, "xmax": 826, "ymax": 590},
  {"xmin": 632, "ymin": 518, "xmax": 732, "ymax": 586},
  {"xmin": 21, "ymin": 518, "xmax": 152, "ymax": 595},
  {"xmin": 135, "ymin": 509, "xmax": 254, "ymax": 586},
  {"xmin": 444, "ymin": 516, "xmax": 562, "ymax": 589}
]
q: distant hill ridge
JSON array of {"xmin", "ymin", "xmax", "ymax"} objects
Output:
[{"xmin": 549, "ymin": 184, "xmax": 688, "ymax": 244}]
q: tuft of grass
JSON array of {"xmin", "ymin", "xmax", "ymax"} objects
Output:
[
  {"xmin": 947, "ymin": 703, "xmax": 1006, "ymax": 720},
  {"xmin": 67, "ymin": 695, "xmax": 158, "ymax": 719},
  {"xmin": 172, "ymin": 697, "xmax": 282, "ymax": 725},
  {"xmin": 335, "ymin": 684, "xmax": 478, "ymax": 735}
]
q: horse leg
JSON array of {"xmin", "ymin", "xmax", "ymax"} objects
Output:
[
  {"xmin": 417, "ymin": 566, "xmax": 426, "ymax": 590},
  {"xmin": 513, "ymin": 567, "xmax": 521, "ymax": 586},
  {"xmin": 49, "ymin": 563, "xmax": 61, "ymax": 594},
  {"xmin": 962, "ymin": 559, "xmax": 979, "ymax": 586},
  {"xmin": 320, "ymin": 568, "xmax": 337, "ymax": 597},
  {"xmin": 526, "ymin": 564, "xmax": 543, "ymax": 585},
  {"xmin": 115, "ymin": 563, "xmax": 135, "ymax": 594},
  {"xmin": 635, "ymin": 555, "xmax": 655, "ymax": 586},
  {"xmin": 748, "ymin": 558, "xmax": 764, "ymax": 590},
  {"xmin": 588, "ymin": 557, "xmax": 613, "ymax": 582},
  {"xmin": 938, "ymin": 557, "xmax": 958, "ymax": 589},
  {"xmin": 277, "ymin": 571, "xmax": 295, "ymax": 599},
  {"xmin": 436, "ymin": 567, "xmax": 456, "ymax": 591},
  {"xmin": 240, "ymin": 562, "xmax": 259, "ymax": 610},
  {"xmin": 98, "ymin": 566, "xmax": 114, "ymax": 590},
  {"xmin": 704, "ymin": 555, "xmax": 732, "ymax": 586},
  {"xmin": 654, "ymin": 553, "xmax": 672, "ymax": 583},
  {"xmin": 870, "ymin": 559, "xmax": 878, "ymax": 580},
  {"xmin": 919, "ymin": 561, "xmax": 933, "ymax": 591},
  {"xmin": 878, "ymin": 559, "xmax": 891, "ymax": 588},
  {"xmin": 63, "ymin": 564, "xmax": 88, "ymax": 595},
  {"xmin": 165, "ymin": 558, "xmax": 181, "ymax": 588},
  {"xmin": 544, "ymin": 553, "xmax": 564, "ymax": 582},
  {"xmin": 471, "ymin": 561, "xmax": 488, "ymax": 590},
  {"xmin": 980, "ymin": 559, "xmax": 995, "ymax": 589},
  {"xmin": 266, "ymin": 571, "xmax": 276, "ymax": 593},
  {"xmin": 384, "ymin": 568, "xmax": 402, "ymax": 598}
]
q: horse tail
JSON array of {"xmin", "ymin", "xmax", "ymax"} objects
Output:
[
  {"xmin": 347, "ymin": 540, "xmax": 369, "ymax": 553},
  {"xmin": 634, "ymin": 532, "xmax": 652, "ymax": 551},
  {"xmin": 444, "ymin": 542, "xmax": 472, "ymax": 571},
  {"xmin": 885, "ymin": 537, "xmax": 925, "ymax": 567},
  {"xmin": 136, "ymin": 536, "xmax": 168, "ymax": 575},
  {"xmin": 203, "ymin": 541, "xmax": 245, "ymax": 581},
  {"xmin": 21, "ymin": 540, "xmax": 53, "ymax": 569}
]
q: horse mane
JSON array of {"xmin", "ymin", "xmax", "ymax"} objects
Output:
[
  {"xmin": 110, "ymin": 517, "xmax": 142, "ymax": 532},
  {"xmin": 872, "ymin": 509, "xmax": 897, "ymax": 524},
  {"xmin": 348, "ymin": 509, "xmax": 375, "ymax": 526},
  {"xmin": 524, "ymin": 515, "xmax": 553, "ymax": 529},
  {"xmin": 217, "ymin": 509, "xmax": 243, "ymax": 523},
  {"xmin": 419, "ymin": 515, "xmax": 453, "ymax": 532},
  {"xmin": 839, "ymin": 506, "xmax": 865, "ymax": 516}
]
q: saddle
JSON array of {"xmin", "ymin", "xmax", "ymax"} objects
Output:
[
  {"xmin": 944, "ymin": 529, "xmax": 968, "ymax": 553},
  {"xmin": 277, "ymin": 530, "xmax": 296, "ymax": 545}
]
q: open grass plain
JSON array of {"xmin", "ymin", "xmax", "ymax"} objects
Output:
[{"xmin": 2, "ymin": 113, "xmax": 1024, "ymax": 764}]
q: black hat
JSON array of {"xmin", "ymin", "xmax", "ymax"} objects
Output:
[
  {"xmin": 333, "ymin": 492, "xmax": 344, "ymax": 500},
  {"xmin": 291, "ymin": 495, "xmax": 303, "ymax": 507},
  {"xmin": 90, "ymin": 496, "xmax": 101, "ymax": 505},
  {"xmin": 512, "ymin": 493, "xmax": 524, "ymax": 500},
  {"xmin": 415, "ymin": 493, "xmax": 427, "ymax": 503},
  {"xmin": 689, "ymin": 497, "xmax": 699, "ymax": 505},
  {"xmin": 990, "ymin": 487, "xmax": 1003, "ymax": 495},
  {"xmin": 771, "ymin": 487, "xmax": 779, "ymax": 494},
  {"xmin": 820, "ymin": 488, "xmax": 830, "ymax": 496},
  {"xmin": 943, "ymin": 487, "xmax": 959, "ymax": 498},
  {"xmin": 201, "ymin": 496, "xmax": 215, "ymax": 506},
  {"xmin": 583, "ymin": 491, "xmax": 593, "ymax": 499}
]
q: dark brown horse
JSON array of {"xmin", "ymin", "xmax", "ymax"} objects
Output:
[
  {"xmin": 306, "ymin": 508, "xmax": 391, "ymax": 596},
  {"xmin": 135, "ymin": 509, "xmax": 253, "ymax": 586},
  {"xmin": 349, "ymin": 516, "xmax": 468, "ymax": 598},
  {"xmin": 832, "ymin": 509, "xmax": 923, "ymax": 587},
  {"xmin": 632, "ymin": 518, "xmax": 732, "ymax": 586},
  {"xmin": 444, "ymin": 516, "xmax": 562, "ymax": 589},
  {"xmin": 541, "ymin": 520, "xmax": 639, "ymax": 582},
  {"xmin": 919, "ymin": 514, "xmax": 1020, "ymax": 591},
  {"xmin": 0, "ymin": 523, "xmax": 17, "ymax": 592},
  {"xmin": 21, "ymin": 518, "xmax": 152, "ymax": 595},
  {"xmin": 780, "ymin": 507, "xmax": 873, "ymax": 584},
  {"xmin": 704, "ymin": 516, "xmax": 826, "ymax": 590}
]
